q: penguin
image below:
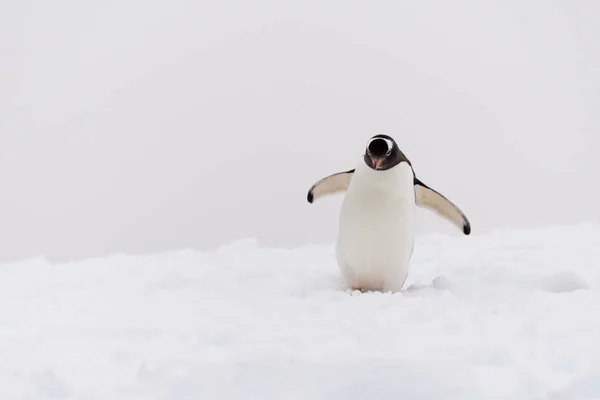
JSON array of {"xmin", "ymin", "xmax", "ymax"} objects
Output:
[{"xmin": 307, "ymin": 134, "xmax": 470, "ymax": 293}]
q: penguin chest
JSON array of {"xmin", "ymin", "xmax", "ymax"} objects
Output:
[{"xmin": 335, "ymin": 172, "xmax": 416, "ymax": 291}]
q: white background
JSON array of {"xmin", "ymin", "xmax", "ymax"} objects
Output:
[{"xmin": 1, "ymin": 0, "xmax": 599, "ymax": 263}]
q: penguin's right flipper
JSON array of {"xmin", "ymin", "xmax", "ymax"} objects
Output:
[
  {"xmin": 307, "ymin": 169, "xmax": 355, "ymax": 203},
  {"xmin": 414, "ymin": 177, "xmax": 471, "ymax": 235}
]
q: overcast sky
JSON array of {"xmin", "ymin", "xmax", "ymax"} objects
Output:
[{"xmin": 1, "ymin": 0, "xmax": 599, "ymax": 263}]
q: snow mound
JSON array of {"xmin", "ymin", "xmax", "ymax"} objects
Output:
[
  {"xmin": 1, "ymin": 224, "xmax": 600, "ymax": 399},
  {"xmin": 539, "ymin": 271, "xmax": 590, "ymax": 293}
]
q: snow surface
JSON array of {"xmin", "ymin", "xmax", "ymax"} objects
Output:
[{"xmin": 2, "ymin": 224, "xmax": 600, "ymax": 399}]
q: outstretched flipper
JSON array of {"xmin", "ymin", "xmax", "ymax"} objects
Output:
[
  {"xmin": 307, "ymin": 170, "xmax": 355, "ymax": 203},
  {"xmin": 414, "ymin": 177, "xmax": 471, "ymax": 235}
]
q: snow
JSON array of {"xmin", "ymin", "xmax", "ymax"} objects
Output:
[{"xmin": 2, "ymin": 224, "xmax": 600, "ymax": 399}]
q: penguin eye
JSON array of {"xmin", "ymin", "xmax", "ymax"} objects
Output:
[{"xmin": 386, "ymin": 148, "xmax": 392, "ymax": 156}]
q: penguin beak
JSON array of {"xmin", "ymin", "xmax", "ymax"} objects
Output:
[{"xmin": 370, "ymin": 156, "xmax": 384, "ymax": 170}]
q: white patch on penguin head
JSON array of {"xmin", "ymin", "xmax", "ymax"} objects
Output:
[{"xmin": 366, "ymin": 136, "xmax": 393, "ymax": 157}]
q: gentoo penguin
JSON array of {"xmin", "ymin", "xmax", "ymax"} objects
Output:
[{"xmin": 307, "ymin": 134, "xmax": 470, "ymax": 293}]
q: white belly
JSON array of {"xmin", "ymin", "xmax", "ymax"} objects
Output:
[{"xmin": 335, "ymin": 162, "xmax": 416, "ymax": 292}]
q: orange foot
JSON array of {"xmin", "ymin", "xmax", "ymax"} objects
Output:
[{"xmin": 351, "ymin": 287, "xmax": 364, "ymax": 292}]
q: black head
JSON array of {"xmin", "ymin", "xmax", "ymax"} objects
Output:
[{"xmin": 363, "ymin": 134, "xmax": 410, "ymax": 171}]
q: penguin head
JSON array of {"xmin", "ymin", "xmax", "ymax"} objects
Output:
[{"xmin": 363, "ymin": 134, "xmax": 409, "ymax": 171}]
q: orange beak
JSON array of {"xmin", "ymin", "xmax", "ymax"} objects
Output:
[{"xmin": 375, "ymin": 158, "xmax": 384, "ymax": 170}]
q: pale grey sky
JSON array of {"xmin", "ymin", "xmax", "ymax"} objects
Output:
[{"xmin": 1, "ymin": 0, "xmax": 599, "ymax": 263}]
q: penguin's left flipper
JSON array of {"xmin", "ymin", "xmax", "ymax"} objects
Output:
[
  {"xmin": 414, "ymin": 177, "xmax": 471, "ymax": 235},
  {"xmin": 307, "ymin": 169, "xmax": 355, "ymax": 203}
]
